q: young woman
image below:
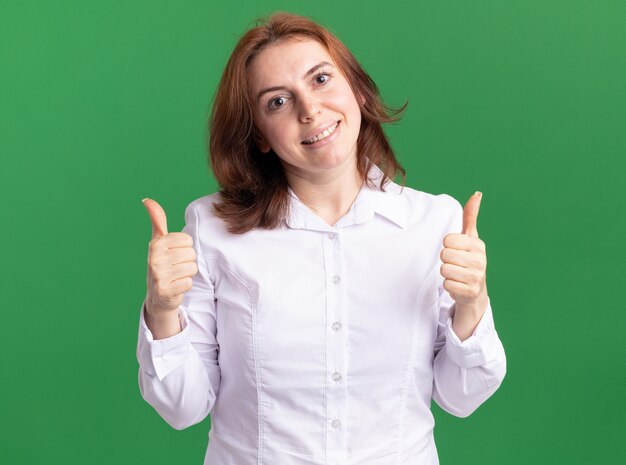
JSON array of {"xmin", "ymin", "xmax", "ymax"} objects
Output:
[{"xmin": 138, "ymin": 11, "xmax": 506, "ymax": 465}]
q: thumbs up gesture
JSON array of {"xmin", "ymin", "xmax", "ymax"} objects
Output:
[
  {"xmin": 440, "ymin": 192, "xmax": 489, "ymax": 338},
  {"xmin": 142, "ymin": 198, "xmax": 198, "ymax": 323}
]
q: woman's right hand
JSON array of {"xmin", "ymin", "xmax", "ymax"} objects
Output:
[{"xmin": 142, "ymin": 198, "xmax": 198, "ymax": 326}]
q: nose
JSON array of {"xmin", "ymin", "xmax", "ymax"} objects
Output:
[{"xmin": 298, "ymin": 93, "xmax": 321, "ymax": 123}]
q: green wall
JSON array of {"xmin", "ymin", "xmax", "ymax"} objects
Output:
[{"xmin": 1, "ymin": 1, "xmax": 624, "ymax": 463}]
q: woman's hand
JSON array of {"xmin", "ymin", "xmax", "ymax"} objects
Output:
[
  {"xmin": 439, "ymin": 192, "xmax": 489, "ymax": 341},
  {"xmin": 142, "ymin": 198, "xmax": 198, "ymax": 338}
]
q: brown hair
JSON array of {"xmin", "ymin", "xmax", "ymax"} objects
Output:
[{"xmin": 209, "ymin": 11, "xmax": 407, "ymax": 234}]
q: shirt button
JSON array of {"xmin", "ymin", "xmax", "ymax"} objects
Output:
[
  {"xmin": 328, "ymin": 232, "xmax": 336, "ymax": 239},
  {"xmin": 332, "ymin": 372, "xmax": 342, "ymax": 382},
  {"xmin": 331, "ymin": 419, "xmax": 341, "ymax": 429},
  {"xmin": 332, "ymin": 322, "xmax": 341, "ymax": 331},
  {"xmin": 331, "ymin": 275, "xmax": 341, "ymax": 284}
]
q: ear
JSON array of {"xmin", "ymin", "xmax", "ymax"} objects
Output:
[
  {"xmin": 258, "ymin": 140, "xmax": 271, "ymax": 154},
  {"xmin": 254, "ymin": 130, "xmax": 271, "ymax": 153},
  {"xmin": 357, "ymin": 90, "xmax": 366, "ymax": 107}
]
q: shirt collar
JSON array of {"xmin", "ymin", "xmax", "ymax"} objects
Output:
[{"xmin": 285, "ymin": 163, "xmax": 407, "ymax": 231}]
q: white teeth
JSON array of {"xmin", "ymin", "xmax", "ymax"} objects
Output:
[{"xmin": 303, "ymin": 122, "xmax": 338, "ymax": 144}]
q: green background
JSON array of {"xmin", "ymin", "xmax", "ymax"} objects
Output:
[{"xmin": 1, "ymin": 0, "xmax": 624, "ymax": 463}]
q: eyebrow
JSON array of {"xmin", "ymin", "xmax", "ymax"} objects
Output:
[{"xmin": 256, "ymin": 61, "xmax": 334, "ymax": 102}]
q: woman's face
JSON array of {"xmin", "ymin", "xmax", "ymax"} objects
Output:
[{"xmin": 248, "ymin": 38, "xmax": 363, "ymax": 181}]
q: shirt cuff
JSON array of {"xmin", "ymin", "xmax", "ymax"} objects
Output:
[
  {"xmin": 444, "ymin": 296, "xmax": 498, "ymax": 368},
  {"xmin": 136, "ymin": 301, "xmax": 191, "ymax": 381}
]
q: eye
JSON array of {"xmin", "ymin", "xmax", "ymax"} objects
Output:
[
  {"xmin": 314, "ymin": 71, "xmax": 332, "ymax": 85},
  {"xmin": 267, "ymin": 96, "xmax": 288, "ymax": 111}
]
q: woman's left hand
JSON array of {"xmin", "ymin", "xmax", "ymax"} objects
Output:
[{"xmin": 439, "ymin": 192, "xmax": 489, "ymax": 340}]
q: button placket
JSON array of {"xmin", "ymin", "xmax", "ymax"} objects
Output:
[{"xmin": 323, "ymin": 230, "xmax": 348, "ymax": 463}]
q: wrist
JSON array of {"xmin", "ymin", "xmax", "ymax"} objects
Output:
[
  {"xmin": 454, "ymin": 290, "xmax": 488, "ymax": 317},
  {"xmin": 144, "ymin": 302, "xmax": 182, "ymax": 340},
  {"xmin": 145, "ymin": 297, "xmax": 178, "ymax": 318},
  {"xmin": 451, "ymin": 294, "xmax": 489, "ymax": 342}
]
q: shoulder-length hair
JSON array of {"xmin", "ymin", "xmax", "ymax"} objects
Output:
[{"xmin": 209, "ymin": 11, "xmax": 407, "ymax": 234}]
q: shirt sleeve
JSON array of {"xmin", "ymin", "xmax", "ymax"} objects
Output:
[
  {"xmin": 136, "ymin": 202, "xmax": 221, "ymax": 430},
  {"xmin": 431, "ymin": 195, "xmax": 507, "ymax": 418}
]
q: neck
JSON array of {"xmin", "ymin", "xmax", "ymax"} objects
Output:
[{"xmin": 284, "ymin": 157, "xmax": 363, "ymax": 226}]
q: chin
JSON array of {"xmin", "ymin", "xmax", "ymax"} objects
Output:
[{"xmin": 315, "ymin": 152, "xmax": 350, "ymax": 166}]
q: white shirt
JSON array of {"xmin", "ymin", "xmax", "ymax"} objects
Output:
[{"xmin": 136, "ymin": 163, "xmax": 507, "ymax": 465}]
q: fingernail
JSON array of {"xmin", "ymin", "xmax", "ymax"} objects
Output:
[
  {"xmin": 141, "ymin": 198, "xmax": 148, "ymax": 204},
  {"xmin": 474, "ymin": 191, "xmax": 482, "ymax": 198}
]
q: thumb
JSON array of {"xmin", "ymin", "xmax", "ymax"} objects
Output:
[
  {"xmin": 461, "ymin": 191, "xmax": 482, "ymax": 238},
  {"xmin": 142, "ymin": 198, "xmax": 168, "ymax": 240}
]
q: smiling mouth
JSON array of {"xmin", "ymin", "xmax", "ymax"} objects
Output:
[{"xmin": 301, "ymin": 121, "xmax": 340, "ymax": 145}]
